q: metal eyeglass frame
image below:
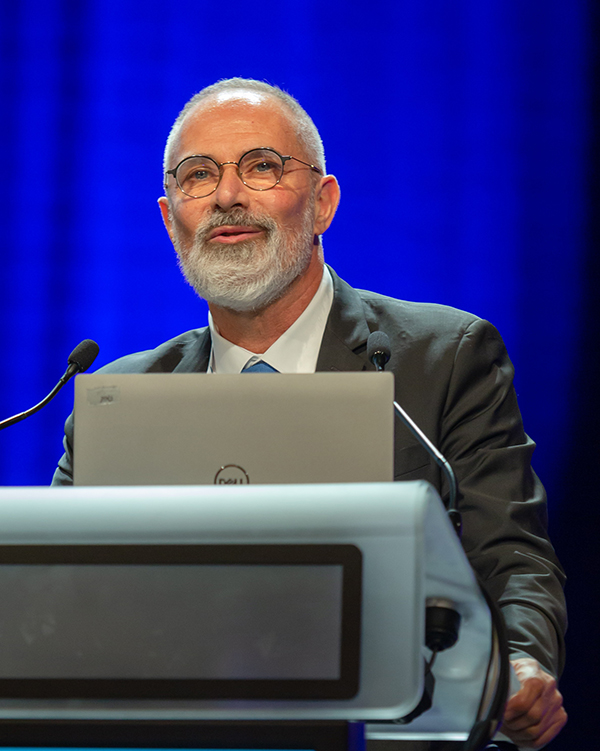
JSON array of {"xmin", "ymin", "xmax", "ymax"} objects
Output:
[{"xmin": 164, "ymin": 147, "xmax": 323, "ymax": 198}]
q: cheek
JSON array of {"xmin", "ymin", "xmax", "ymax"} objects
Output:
[
  {"xmin": 171, "ymin": 201, "xmax": 210, "ymax": 238},
  {"xmin": 262, "ymin": 192, "xmax": 311, "ymax": 224}
]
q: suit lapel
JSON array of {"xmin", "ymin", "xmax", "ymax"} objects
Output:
[
  {"xmin": 316, "ymin": 267, "xmax": 377, "ymax": 373},
  {"xmin": 172, "ymin": 328, "xmax": 212, "ymax": 373}
]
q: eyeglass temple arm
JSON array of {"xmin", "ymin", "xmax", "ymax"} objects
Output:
[{"xmin": 285, "ymin": 156, "xmax": 323, "ymax": 175}]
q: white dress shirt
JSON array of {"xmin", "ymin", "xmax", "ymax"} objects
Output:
[{"xmin": 208, "ymin": 267, "xmax": 334, "ymax": 374}]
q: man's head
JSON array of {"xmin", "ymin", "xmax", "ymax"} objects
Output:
[
  {"xmin": 163, "ymin": 79, "xmax": 326, "ymax": 178},
  {"xmin": 158, "ymin": 79, "xmax": 340, "ymax": 313}
]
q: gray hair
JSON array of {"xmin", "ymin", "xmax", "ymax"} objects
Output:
[{"xmin": 162, "ymin": 78, "xmax": 326, "ymax": 182}]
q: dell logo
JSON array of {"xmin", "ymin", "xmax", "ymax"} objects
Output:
[{"xmin": 214, "ymin": 465, "xmax": 250, "ymax": 485}]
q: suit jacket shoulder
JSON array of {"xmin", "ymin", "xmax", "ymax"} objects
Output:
[
  {"xmin": 97, "ymin": 328, "xmax": 212, "ymax": 374},
  {"xmin": 320, "ymin": 266, "xmax": 491, "ymax": 378}
]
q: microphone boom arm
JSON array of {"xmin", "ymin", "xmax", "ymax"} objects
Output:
[
  {"xmin": 367, "ymin": 329, "xmax": 462, "ymax": 538},
  {"xmin": 0, "ymin": 380, "xmax": 68, "ymax": 431},
  {"xmin": 392, "ymin": 399, "xmax": 461, "ymax": 537},
  {"xmin": 0, "ymin": 339, "xmax": 99, "ymax": 432}
]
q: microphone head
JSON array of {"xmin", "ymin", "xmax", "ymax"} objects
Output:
[
  {"xmin": 67, "ymin": 339, "xmax": 100, "ymax": 373},
  {"xmin": 367, "ymin": 331, "xmax": 391, "ymax": 366}
]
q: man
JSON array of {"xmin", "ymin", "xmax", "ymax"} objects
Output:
[{"xmin": 53, "ymin": 78, "xmax": 567, "ymax": 749}]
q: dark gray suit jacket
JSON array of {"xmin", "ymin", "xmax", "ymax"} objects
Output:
[{"xmin": 52, "ymin": 268, "xmax": 566, "ymax": 678}]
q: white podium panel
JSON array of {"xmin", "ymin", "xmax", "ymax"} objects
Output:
[{"xmin": 0, "ymin": 482, "xmax": 491, "ymax": 735}]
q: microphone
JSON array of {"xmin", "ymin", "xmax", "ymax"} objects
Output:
[
  {"xmin": 367, "ymin": 331, "xmax": 391, "ymax": 372},
  {"xmin": 0, "ymin": 339, "xmax": 99, "ymax": 432},
  {"xmin": 367, "ymin": 331, "xmax": 462, "ymax": 538},
  {"xmin": 62, "ymin": 339, "xmax": 101, "ymax": 383}
]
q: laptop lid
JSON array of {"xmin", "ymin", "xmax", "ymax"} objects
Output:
[{"xmin": 72, "ymin": 372, "xmax": 394, "ymax": 486}]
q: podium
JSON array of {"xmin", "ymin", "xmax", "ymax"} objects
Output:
[{"xmin": 0, "ymin": 482, "xmax": 497, "ymax": 748}]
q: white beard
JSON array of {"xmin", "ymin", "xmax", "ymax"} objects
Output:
[{"xmin": 172, "ymin": 200, "xmax": 316, "ymax": 312}]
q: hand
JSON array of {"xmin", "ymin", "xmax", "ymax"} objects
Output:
[{"xmin": 501, "ymin": 657, "xmax": 567, "ymax": 748}]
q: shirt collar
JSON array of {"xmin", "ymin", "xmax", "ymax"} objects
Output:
[{"xmin": 209, "ymin": 266, "xmax": 334, "ymax": 374}]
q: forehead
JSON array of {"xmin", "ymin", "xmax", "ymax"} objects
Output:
[{"xmin": 171, "ymin": 92, "xmax": 301, "ymax": 166}]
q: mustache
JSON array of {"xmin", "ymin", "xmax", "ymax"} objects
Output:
[{"xmin": 195, "ymin": 209, "xmax": 278, "ymax": 243}]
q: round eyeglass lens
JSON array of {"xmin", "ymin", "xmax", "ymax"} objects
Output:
[
  {"xmin": 239, "ymin": 149, "xmax": 284, "ymax": 190},
  {"xmin": 176, "ymin": 156, "xmax": 221, "ymax": 197}
]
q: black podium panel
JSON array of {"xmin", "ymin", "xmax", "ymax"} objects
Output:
[{"xmin": 0, "ymin": 544, "xmax": 362, "ymax": 701}]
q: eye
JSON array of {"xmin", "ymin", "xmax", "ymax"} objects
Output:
[
  {"xmin": 239, "ymin": 150, "xmax": 284, "ymax": 186},
  {"xmin": 182, "ymin": 167, "xmax": 215, "ymax": 182},
  {"xmin": 177, "ymin": 158, "xmax": 219, "ymax": 187},
  {"xmin": 254, "ymin": 159, "xmax": 278, "ymax": 173},
  {"xmin": 244, "ymin": 157, "xmax": 279, "ymax": 174},
  {"xmin": 190, "ymin": 168, "xmax": 211, "ymax": 181}
]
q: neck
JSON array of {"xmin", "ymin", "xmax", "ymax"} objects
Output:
[{"xmin": 208, "ymin": 253, "xmax": 324, "ymax": 353}]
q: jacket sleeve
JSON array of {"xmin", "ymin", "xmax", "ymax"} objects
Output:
[
  {"xmin": 51, "ymin": 413, "xmax": 74, "ymax": 486},
  {"xmin": 440, "ymin": 318, "xmax": 566, "ymax": 676}
]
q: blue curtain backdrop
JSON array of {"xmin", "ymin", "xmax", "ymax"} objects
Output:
[{"xmin": 0, "ymin": 1, "xmax": 596, "ymax": 748}]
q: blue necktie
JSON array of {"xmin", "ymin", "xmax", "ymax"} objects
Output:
[{"xmin": 242, "ymin": 360, "xmax": 279, "ymax": 373}]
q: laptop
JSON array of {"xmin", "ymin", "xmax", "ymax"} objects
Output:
[{"xmin": 73, "ymin": 372, "xmax": 394, "ymax": 486}]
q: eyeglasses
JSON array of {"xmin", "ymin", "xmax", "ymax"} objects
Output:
[{"xmin": 165, "ymin": 147, "xmax": 323, "ymax": 198}]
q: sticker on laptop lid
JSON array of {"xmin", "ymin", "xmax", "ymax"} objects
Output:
[{"xmin": 87, "ymin": 386, "xmax": 120, "ymax": 406}]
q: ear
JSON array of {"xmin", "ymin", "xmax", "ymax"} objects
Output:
[
  {"xmin": 313, "ymin": 175, "xmax": 340, "ymax": 237},
  {"xmin": 158, "ymin": 196, "xmax": 174, "ymax": 241}
]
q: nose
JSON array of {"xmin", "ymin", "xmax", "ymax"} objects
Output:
[{"xmin": 211, "ymin": 163, "xmax": 249, "ymax": 212}]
